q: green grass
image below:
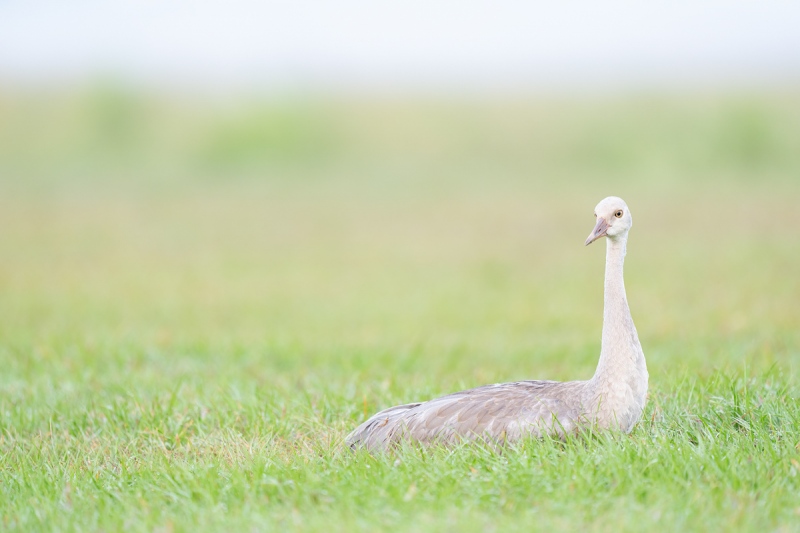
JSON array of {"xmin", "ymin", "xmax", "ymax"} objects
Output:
[{"xmin": 1, "ymin": 89, "xmax": 800, "ymax": 531}]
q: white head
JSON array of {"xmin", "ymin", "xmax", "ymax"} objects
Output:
[{"xmin": 585, "ymin": 196, "xmax": 632, "ymax": 246}]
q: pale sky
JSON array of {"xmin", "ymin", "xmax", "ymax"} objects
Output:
[{"xmin": 1, "ymin": 1, "xmax": 799, "ymax": 92}]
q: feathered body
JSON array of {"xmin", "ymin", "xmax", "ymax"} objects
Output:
[{"xmin": 347, "ymin": 197, "xmax": 648, "ymax": 451}]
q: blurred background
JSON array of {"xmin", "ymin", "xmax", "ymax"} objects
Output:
[{"xmin": 1, "ymin": 1, "xmax": 799, "ymax": 382}]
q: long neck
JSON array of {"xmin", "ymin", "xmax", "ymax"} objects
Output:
[{"xmin": 591, "ymin": 235, "xmax": 643, "ymax": 384}]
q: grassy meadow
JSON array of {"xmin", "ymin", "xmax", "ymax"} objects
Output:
[{"xmin": 1, "ymin": 88, "xmax": 799, "ymax": 531}]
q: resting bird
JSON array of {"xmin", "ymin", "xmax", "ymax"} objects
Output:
[{"xmin": 346, "ymin": 197, "xmax": 648, "ymax": 451}]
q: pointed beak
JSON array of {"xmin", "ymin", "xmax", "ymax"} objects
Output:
[{"xmin": 585, "ymin": 217, "xmax": 609, "ymax": 246}]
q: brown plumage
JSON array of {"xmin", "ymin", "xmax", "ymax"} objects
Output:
[{"xmin": 347, "ymin": 197, "xmax": 649, "ymax": 452}]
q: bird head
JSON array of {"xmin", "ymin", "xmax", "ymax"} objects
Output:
[{"xmin": 585, "ymin": 196, "xmax": 632, "ymax": 246}]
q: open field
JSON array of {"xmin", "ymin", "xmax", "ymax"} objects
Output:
[{"xmin": 1, "ymin": 90, "xmax": 799, "ymax": 531}]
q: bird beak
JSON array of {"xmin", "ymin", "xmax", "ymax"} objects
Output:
[{"xmin": 585, "ymin": 217, "xmax": 609, "ymax": 246}]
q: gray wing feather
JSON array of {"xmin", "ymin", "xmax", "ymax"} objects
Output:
[{"xmin": 346, "ymin": 380, "xmax": 586, "ymax": 452}]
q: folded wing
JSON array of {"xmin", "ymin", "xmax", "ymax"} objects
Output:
[{"xmin": 346, "ymin": 380, "xmax": 583, "ymax": 451}]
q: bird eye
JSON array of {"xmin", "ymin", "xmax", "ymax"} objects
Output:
[{"xmin": 614, "ymin": 210, "xmax": 623, "ymax": 218}]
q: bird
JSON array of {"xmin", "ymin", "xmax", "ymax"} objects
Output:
[{"xmin": 346, "ymin": 197, "xmax": 648, "ymax": 452}]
